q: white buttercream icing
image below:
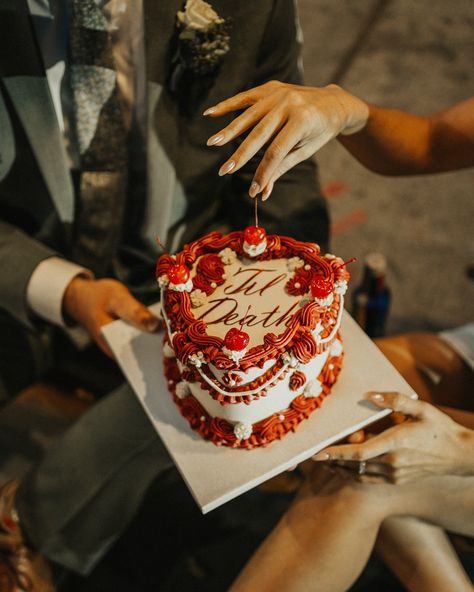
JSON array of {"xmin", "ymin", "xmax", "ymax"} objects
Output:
[
  {"xmin": 281, "ymin": 351, "xmax": 300, "ymax": 369},
  {"xmin": 219, "ymin": 248, "xmax": 237, "ymax": 265},
  {"xmin": 222, "ymin": 346, "xmax": 247, "ymax": 363},
  {"xmin": 188, "ymin": 351, "xmax": 205, "ymax": 367},
  {"xmin": 287, "ymin": 256, "xmax": 304, "ymax": 271},
  {"xmin": 234, "ymin": 422, "xmax": 253, "ymax": 440},
  {"xmin": 334, "ymin": 279, "xmax": 348, "ymax": 295},
  {"xmin": 169, "ymin": 278, "xmax": 193, "ymax": 292},
  {"xmin": 243, "ymin": 239, "xmax": 267, "ymax": 257},
  {"xmin": 188, "ymin": 348, "xmax": 330, "ymax": 424},
  {"xmin": 190, "ymin": 289, "xmax": 207, "ymax": 308},
  {"xmin": 304, "ymin": 378, "xmax": 323, "ymax": 398},
  {"xmin": 175, "ymin": 381, "xmax": 191, "ymax": 399},
  {"xmin": 157, "ymin": 275, "xmax": 169, "ymax": 288},
  {"xmin": 314, "ymin": 293, "xmax": 334, "ymax": 307},
  {"xmin": 330, "ymin": 339, "xmax": 343, "ymax": 357}
]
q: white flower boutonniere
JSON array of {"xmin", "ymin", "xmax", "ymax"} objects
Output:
[
  {"xmin": 177, "ymin": 0, "xmax": 224, "ymax": 31},
  {"xmin": 169, "ymin": 0, "xmax": 232, "ymax": 113},
  {"xmin": 175, "ymin": 0, "xmax": 231, "ymax": 76}
]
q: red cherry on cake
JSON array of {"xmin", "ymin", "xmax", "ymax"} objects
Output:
[
  {"xmin": 224, "ymin": 327, "xmax": 250, "ymax": 351},
  {"xmin": 168, "ymin": 264, "xmax": 190, "ymax": 285},
  {"xmin": 244, "ymin": 225, "xmax": 266, "ymax": 246},
  {"xmin": 311, "ymin": 275, "xmax": 333, "ymax": 299}
]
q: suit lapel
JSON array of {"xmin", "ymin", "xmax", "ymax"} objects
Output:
[{"xmin": 0, "ymin": 0, "xmax": 74, "ymax": 223}]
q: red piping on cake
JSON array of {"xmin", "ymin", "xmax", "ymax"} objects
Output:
[
  {"xmin": 164, "ymin": 347, "xmax": 344, "ymax": 449},
  {"xmin": 160, "ymin": 230, "xmax": 347, "ymax": 373}
]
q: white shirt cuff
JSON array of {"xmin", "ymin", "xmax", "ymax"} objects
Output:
[{"xmin": 26, "ymin": 256, "xmax": 94, "ymax": 328}]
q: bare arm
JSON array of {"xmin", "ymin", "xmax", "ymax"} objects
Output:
[
  {"xmin": 205, "ymin": 82, "xmax": 474, "ymax": 197},
  {"xmin": 339, "ymin": 98, "xmax": 474, "ymax": 175}
]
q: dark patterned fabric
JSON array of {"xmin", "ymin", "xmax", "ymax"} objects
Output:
[{"xmin": 69, "ymin": 0, "xmax": 128, "ymax": 276}]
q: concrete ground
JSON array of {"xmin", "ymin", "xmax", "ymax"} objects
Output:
[
  {"xmin": 1, "ymin": 1, "xmax": 473, "ymax": 590},
  {"xmin": 300, "ymin": 0, "xmax": 474, "ymax": 333}
]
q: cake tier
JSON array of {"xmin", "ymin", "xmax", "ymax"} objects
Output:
[
  {"xmin": 164, "ymin": 336, "xmax": 344, "ymax": 449},
  {"xmin": 157, "ymin": 230, "xmax": 350, "ymax": 448}
]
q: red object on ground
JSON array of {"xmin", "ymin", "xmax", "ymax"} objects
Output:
[
  {"xmin": 224, "ymin": 327, "xmax": 250, "ymax": 351},
  {"xmin": 244, "ymin": 226, "xmax": 266, "ymax": 245}
]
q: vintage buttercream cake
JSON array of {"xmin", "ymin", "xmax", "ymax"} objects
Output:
[{"xmin": 156, "ymin": 226, "xmax": 350, "ymax": 449}]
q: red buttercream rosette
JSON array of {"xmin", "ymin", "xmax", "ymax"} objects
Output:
[
  {"xmin": 289, "ymin": 370, "xmax": 307, "ymax": 391},
  {"xmin": 196, "ymin": 253, "xmax": 225, "ymax": 284},
  {"xmin": 210, "ymin": 417, "xmax": 237, "ymax": 443},
  {"xmin": 179, "ymin": 396, "xmax": 207, "ymax": 428},
  {"xmin": 286, "ymin": 267, "xmax": 313, "ymax": 296},
  {"xmin": 292, "ymin": 330, "xmax": 318, "ymax": 364}
]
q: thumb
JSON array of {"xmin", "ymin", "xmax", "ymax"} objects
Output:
[
  {"xmin": 368, "ymin": 391, "xmax": 424, "ymax": 418},
  {"xmin": 110, "ymin": 288, "xmax": 160, "ymax": 332}
]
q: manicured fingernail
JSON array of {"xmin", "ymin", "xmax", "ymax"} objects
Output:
[
  {"xmin": 370, "ymin": 393, "xmax": 384, "ymax": 402},
  {"xmin": 409, "ymin": 392, "xmax": 418, "ymax": 400},
  {"xmin": 313, "ymin": 452, "xmax": 331, "ymax": 461},
  {"xmin": 207, "ymin": 134, "xmax": 224, "ymax": 146},
  {"xmin": 203, "ymin": 107, "xmax": 216, "ymax": 116},
  {"xmin": 218, "ymin": 160, "xmax": 235, "ymax": 176},
  {"xmin": 249, "ymin": 182, "xmax": 260, "ymax": 197},
  {"xmin": 262, "ymin": 185, "xmax": 273, "ymax": 201}
]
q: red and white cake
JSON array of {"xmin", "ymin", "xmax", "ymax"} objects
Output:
[{"xmin": 156, "ymin": 228, "xmax": 350, "ymax": 449}]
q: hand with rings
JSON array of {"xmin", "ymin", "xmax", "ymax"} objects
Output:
[{"xmin": 312, "ymin": 391, "xmax": 474, "ymax": 484}]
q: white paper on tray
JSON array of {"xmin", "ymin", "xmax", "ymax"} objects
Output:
[{"xmin": 102, "ymin": 306, "xmax": 416, "ymax": 513}]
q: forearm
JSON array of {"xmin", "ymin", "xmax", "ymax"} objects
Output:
[
  {"xmin": 338, "ymin": 97, "xmax": 474, "ymax": 175},
  {"xmin": 338, "ymin": 106, "xmax": 433, "ymax": 175},
  {"xmin": 376, "ymin": 517, "xmax": 473, "ymax": 592}
]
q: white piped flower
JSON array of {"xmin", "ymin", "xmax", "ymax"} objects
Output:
[
  {"xmin": 330, "ymin": 339, "xmax": 343, "ymax": 357},
  {"xmin": 219, "ymin": 248, "xmax": 237, "ymax": 265},
  {"xmin": 281, "ymin": 351, "xmax": 300, "ymax": 369},
  {"xmin": 175, "ymin": 381, "xmax": 190, "ymax": 399},
  {"xmin": 334, "ymin": 279, "xmax": 348, "ymax": 295},
  {"xmin": 314, "ymin": 293, "xmax": 334, "ymax": 307},
  {"xmin": 157, "ymin": 275, "xmax": 169, "ymax": 288},
  {"xmin": 243, "ymin": 239, "xmax": 267, "ymax": 257},
  {"xmin": 190, "ymin": 289, "xmax": 207, "ymax": 308},
  {"xmin": 287, "ymin": 256, "xmax": 304, "ymax": 271},
  {"xmin": 188, "ymin": 351, "xmax": 205, "ymax": 367},
  {"xmin": 169, "ymin": 278, "xmax": 193, "ymax": 292},
  {"xmin": 234, "ymin": 422, "xmax": 253, "ymax": 440},
  {"xmin": 304, "ymin": 378, "xmax": 323, "ymax": 398}
]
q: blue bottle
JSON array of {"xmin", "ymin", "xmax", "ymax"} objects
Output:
[{"xmin": 352, "ymin": 253, "xmax": 391, "ymax": 338}]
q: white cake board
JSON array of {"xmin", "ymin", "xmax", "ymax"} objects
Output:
[{"xmin": 102, "ymin": 305, "xmax": 416, "ymax": 514}]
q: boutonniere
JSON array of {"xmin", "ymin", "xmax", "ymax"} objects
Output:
[{"xmin": 169, "ymin": 0, "xmax": 232, "ymax": 115}]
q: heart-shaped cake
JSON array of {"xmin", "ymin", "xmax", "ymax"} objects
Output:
[{"xmin": 156, "ymin": 229, "xmax": 350, "ymax": 449}]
